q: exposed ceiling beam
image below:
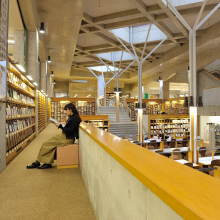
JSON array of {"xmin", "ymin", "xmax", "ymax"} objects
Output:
[{"xmin": 156, "ymin": 0, "xmax": 189, "ymax": 39}]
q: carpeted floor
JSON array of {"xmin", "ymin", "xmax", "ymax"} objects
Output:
[{"xmin": 0, "ymin": 124, "xmax": 96, "ymax": 220}]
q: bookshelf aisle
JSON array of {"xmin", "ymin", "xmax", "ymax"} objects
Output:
[
  {"xmin": 38, "ymin": 91, "xmax": 46, "ymax": 133},
  {"xmin": 6, "ymin": 63, "xmax": 36, "ymax": 165}
]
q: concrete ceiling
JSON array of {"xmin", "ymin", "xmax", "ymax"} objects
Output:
[{"xmin": 18, "ymin": 0, "xmax": 220, "ymax": 98}]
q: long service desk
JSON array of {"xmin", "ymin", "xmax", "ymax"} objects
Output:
[{"xmin": 79, "ymin": 122, "xmax": 220, "ymax": 220}]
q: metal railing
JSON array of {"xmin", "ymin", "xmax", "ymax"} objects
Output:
[{"xmin": 123, "ymin": 98, "xmax": 131, "ymax": 119}]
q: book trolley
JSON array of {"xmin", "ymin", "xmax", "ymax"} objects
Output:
[{"xmin": 6, "ymin": 63, "xmax": 36, "ymax": 165}]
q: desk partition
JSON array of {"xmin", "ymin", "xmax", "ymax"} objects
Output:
[{"xmin": 79, "ymin": 122, "xmax": 220, "ymax": 220}]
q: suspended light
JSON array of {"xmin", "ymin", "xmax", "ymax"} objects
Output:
[
  {"xmin": 54, "ymin": 80, "xmax": 56, "ymax": 84},
  {"xmin": 40, "ymin": 22, "xmax": 45, "ymax": 33},
  {"xmin": 48, "ymin": 56, "xmax": 51, "ymax": 63},
  {"xmin": 51, "ymin": 71, "xmax": 54, "ymax": 76}
]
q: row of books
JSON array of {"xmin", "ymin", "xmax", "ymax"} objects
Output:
[
  {"xmin": 7, "ymin": 87, "xmax": 35, "ymax": 105},
  {"xmin": 6, "ymin": 118, "xmax": 35, "ymax": 134},
  {"xmin": 7, "ymin": 71, "xmax": 34, "ymax": 95},
  {"xmin": 6, "ymin": 127, "xmax": 34, "ymax": 155},
  {"xmin": 6, "ymin": 105, "xmax": 35, "ymax": 117}
]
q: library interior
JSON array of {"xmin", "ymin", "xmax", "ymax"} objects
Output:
[{"xmin": 1, "ymin": 0, "xmax": 220, "ymax": 219}]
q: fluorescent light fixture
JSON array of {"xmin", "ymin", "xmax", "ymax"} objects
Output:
[
  {"xmin": 26, "ymin": 75, "xmax": 33, "ymax": 80},
  {"xmin": 40, "ymin": 22, "xmax": 45, "ymax": 33},
  {"xmin": 16, "ymin": 64, "xmax": 26, "ymax": 72},
  {"xmin": 48, "ymin": 56, "xmax": 51, "ymax": 63},
  {"xmin": 70, "ymin": 80, "xmax": 88, "ymax": 83},
  {"xmin": 45, "ymin": 94, "xmax": 48, "ymax": 97},
  {"xmin": 41, "ymin": 90, "xmax": 44, "ymax": 93},
  {"xmin": 8, "ymin": 40, "xmax": 15, "ymax": 44},
  {"xmin": 33, "ymin": 82, "xmax": 38, "ymax": 86},
  {"xmin": 74, "ymin": 94, "xmax": 77, "ymax": 97}
]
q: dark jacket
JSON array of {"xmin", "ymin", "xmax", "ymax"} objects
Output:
[{"xmin": 58, "ymin": 114, "xmax": 81, "ymax": 139}]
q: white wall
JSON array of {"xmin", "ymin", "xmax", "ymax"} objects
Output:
[
  {"xmin": 203, "ymin": 87, "xmax": 220, "ymax": 106},
  {"xmin": 200, "ymin": 116, "xmax": 220, "ymax": 141},
  {"xmin": 205, "ymin": 60, "xmax": 220, "ymax": 72}
]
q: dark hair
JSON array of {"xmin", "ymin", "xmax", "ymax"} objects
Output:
[{"xmin": 64, "ymin": 103, "xmax": 82, "ymax": 121}]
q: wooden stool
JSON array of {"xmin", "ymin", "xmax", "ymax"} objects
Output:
[{"xmin": 57, "ymin": 144, "xmax": 79, "ymax": 169}]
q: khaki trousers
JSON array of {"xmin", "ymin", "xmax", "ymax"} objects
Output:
[{"xmin": 37, "ymin": 133, "xmax": 74, "ymax": 164}]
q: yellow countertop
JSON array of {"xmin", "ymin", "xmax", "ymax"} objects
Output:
[{"xmin": 80, "ymin": 122, "xmax": 220, "ymax": 220}]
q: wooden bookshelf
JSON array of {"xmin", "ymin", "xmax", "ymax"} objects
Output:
[
  {"xmin": 164, "ymin": 98, "xmax": 188, "ymax": 114},
  {"xmin": 126, "ymin": 98, "xmax": 188, "ymax": 121},
  {"xmin": 6, "ymin": 62, "xmax": 36, "ymax": 164},
  {"xmin": 148, "ymin": 114, "xmax": 190, "ymax": 139},
  {"xmin": 84, "ymin": 119, "xmax": 109, "ymax": 132},
  {"xmin": 38, "ymin": 91, "xmax": 46, "ymax": 133},
  {"xmin": 51, "ymin": 98, "xmax": 96, "ymax": 122}
]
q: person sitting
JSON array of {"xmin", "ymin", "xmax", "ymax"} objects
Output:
[
  {"xmin": 27, "ymin": 103, "xmax": 82, "ymax": 169},
  {"xmin": 156, "ymin": 134, "xmax": 161, "ymax": 140},
  {"xmin": 150, "ymin": 134, "xmax": 154, "ymax": 140}
]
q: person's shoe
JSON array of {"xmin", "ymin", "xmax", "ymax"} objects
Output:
[
  {"xmin": 38, "ymin": 164, "xmax": 52, "ymax": 169},
  {"xmin": 26, "ymin": 160, "xmax": 40, "ymax": 169}
]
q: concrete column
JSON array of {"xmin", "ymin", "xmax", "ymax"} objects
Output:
[
  {"xmin": 209, "ymin": 123, "xmax": 215, "ymax": 149},
  {"xmin": 97, "ymin": 75, "xmax": 104, "ymax": 106},
  {"xmin": 116, "ymin": 92, "xmax": 119, "ymax": 123},
  {"xmin": 47, "ymin": 74, "xmax": 51, "ymax": 98},
  {"xmin": 14, "ymin": 30, "xmax": 24, "ymax": 68},
  {"xmin": 0, "ymin": 0, "xmax": 8, "ymax": 173},
  {"xmin": 40, "ymin": 62, "xmax": 47, "ymax": 93},
  {"xmin": 159, "ymin": 80, "xmax": 163, "ymax": 100},
  {"xmin": 0, "ymin": 103, "xmax": 6, "ymax": 173},
  {"xmin": 26, "ymin": 31, "xmax": 39, "ymax": 85},
  {"xmin": 142, "ymin": 86, "xmax": 145, "ymax": 99},
  {"xmin": 163, "ymin": 80, "xmax": 169, "ymax": 101}
]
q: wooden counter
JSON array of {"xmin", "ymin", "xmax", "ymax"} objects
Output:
[{"xmin": 80, "ymin": 122, "xmax": 220, "ymax": 220}]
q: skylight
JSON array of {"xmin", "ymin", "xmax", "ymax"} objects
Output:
[
  {"xmin": 110, "ymin": 24, "xmax": 167, "ymax": 45},
  {"xmin": 162, "ymin": 0, "xmax": 204, "ymax": 7},
  {"xmin": 88, "ymin": 66, "xmax": 121, "ymax": 72}
]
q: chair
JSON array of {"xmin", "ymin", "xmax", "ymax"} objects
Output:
[
  {"xmin": 173, "ymin": 148, "xmax": 181, "ymax": 159},
  {"xmin": 205, "ymin": 151, "xmax": 212, "ymax": 157},
  {"xmin": 210, "ymin": 170, "xmax": 214, "ymax": 177},
  {"xmin": 149, "ymin": 140, "xmax": 157, "ymax": 149},
  {"xmin": 184, "ymin": 162, "xmax": 193, "ymax": 168},
  {"xmin": 127, "ymin": 138, "xmax": 133, "ymax": 142},
  {"xmin": 155, "ymin": 149, "xmax": 163, "ymax": 153},
  {"xmin": 182, "ymin": 138, "xmax": 188, "ymax": 147},
  {"xmin": 199, "ymin": 147, "xmax": 206, "ymax": 157},
  {"xmin": 211, "ymin": 159, "xmax": 220, "ymax": 167},
  {"xmin": 161, "ymin": 139, "xmax": 169, "ymax": 148},
  {"xmin": 169, "ymin": 139, "xmax": 176, "ymax": 148},
  {"xmin": 169, "ymin": 155, "xmax": 179, "ymax": 160},
  {"xmin": 199, "ymin": 153, "xmax": 202, "ymax": 158},
  {"xmin": 148, "ymin": 145, "xmax": 154, "ymax": 150}
]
